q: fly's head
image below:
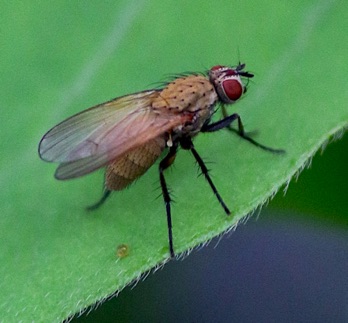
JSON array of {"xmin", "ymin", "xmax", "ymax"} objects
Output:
[{"xmin": 209, "ymin": 63, "xmax": 254, "ymax": 104}]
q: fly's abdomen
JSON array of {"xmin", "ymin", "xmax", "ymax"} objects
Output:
[{"xmin": 105, "ymin": 136, "xmax": 166, "ymax": 190}]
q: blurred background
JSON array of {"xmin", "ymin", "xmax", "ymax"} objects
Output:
[
  {"xmin": 1, "ymin": 1, "xmax": 347, "ymax": 322},
  {"xmin": 76, "ymin": 136, "xmax": 348, "ymax": 322}
]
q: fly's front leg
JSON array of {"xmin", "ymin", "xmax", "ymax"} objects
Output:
[
  {"xmin": 202, "ymin": 109, "xmax": 285, "ymax": 153},
  {"xmin": 159, "ymin": 143, "xmax": 178, "ymax": 258},
  {"xmin": 201, "ymin": 112, "xmax": 240, "ymax": 133}
]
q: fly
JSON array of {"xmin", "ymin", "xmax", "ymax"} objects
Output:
[{"xmin": 38, "ymin": 63, "xmax": 284, "ymax": 258}]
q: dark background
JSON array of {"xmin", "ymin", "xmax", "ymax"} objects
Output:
[{"xmin": 75, "ymin": 129, "xmax": 348, "ymax": 322}]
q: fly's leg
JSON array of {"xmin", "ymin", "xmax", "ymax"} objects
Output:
[
  {"xmin": 86, "ymin": 189, "xmax": 112, "ymax": 211},
  {"xmin": 221, "ymin": 105, "xmax": 236, "ymax": 129},
  {"xmin": 159, "ymin": 144, "xmax": 178, "ymax": 258},
  {"xmin": 202, "ymin": 112, "xmax": 240, "ymax": 133},
  {"xmin": 202, "ymin": 110, "xmax": 285, "ymax": 153},
  {"xmin": 181, "ymin": 137, "xmax": 231, "ymax": 215}
]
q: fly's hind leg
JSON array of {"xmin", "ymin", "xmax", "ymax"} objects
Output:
[
  {"xmin": 86, "ymin": 189, "xmax": 112, "ymax": 211},
  {"xmin": 159, "ymin": 144, "xmax": 178, "ymax": 258}
]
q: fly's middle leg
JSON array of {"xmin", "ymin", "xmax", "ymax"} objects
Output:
[{"xmin": 180, "ymin": 137, "xmax": 231, "ymax": 216}]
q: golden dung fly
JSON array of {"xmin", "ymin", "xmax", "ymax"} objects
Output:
[{"xmin": 38, "ymin": 63, "xmax": 283, "ymax": 258}]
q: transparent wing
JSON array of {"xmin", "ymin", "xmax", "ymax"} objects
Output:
[
  {"xmin": 39, "ymin": 90, "xmax": 191, "ymax": 179},
  {"xmin": 39, "ymin": 90, "xmax": 157, "ymax": 162}
]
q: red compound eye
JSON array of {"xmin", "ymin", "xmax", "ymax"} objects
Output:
[{"xmin": 221, "ymin": 78, "xmax": 243, "ymax": 101}]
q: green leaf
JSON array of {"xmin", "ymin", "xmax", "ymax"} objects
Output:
[{"xmin": 1, "ymin": 1, "xmax": 347, "ymax": 321}]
